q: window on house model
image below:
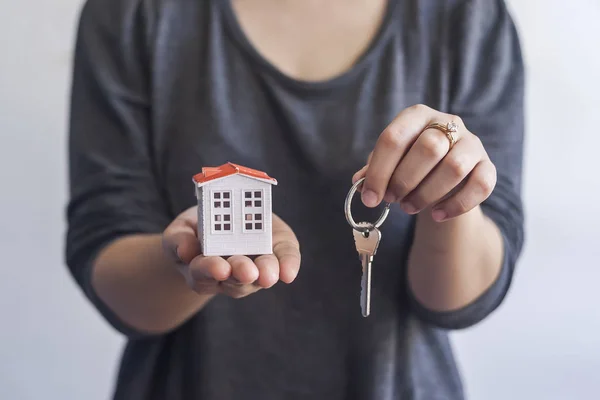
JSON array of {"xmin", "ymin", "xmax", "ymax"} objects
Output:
[
  {"xmin": 212, "ymin": 190, "xmax": 232, "ymax": 232},
  {"xmin": 243, "ymin": 190, "xmax": 263, "ymax": 232}
]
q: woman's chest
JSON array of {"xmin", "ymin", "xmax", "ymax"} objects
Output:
[
  {"xmin": 147, "ymin": 3, "xmax": 435, "ymax": 215},
  {"xmin": 228, "ymin": 0, "xmax": 390, "ymax": 82},
  {"xmin": 154, "ymin": 77, "xmax": 414, "ymax": 216}
]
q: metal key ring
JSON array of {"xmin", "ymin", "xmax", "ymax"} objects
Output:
[{"xmin": 345, "ymin": 177, "xmax": 391, "ymax": 233}]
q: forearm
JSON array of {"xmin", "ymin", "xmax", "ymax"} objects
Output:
[
  {"xmin": 92, "ymin": 234, "xmax": 214, "ymax": 335},
  {"xmin": 407, "ymin": 205, "xmax": 504, "ymax": 312}
]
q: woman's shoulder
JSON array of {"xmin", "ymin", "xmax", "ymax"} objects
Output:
[
  {"xmin": 77, "ymin": 0, "xmax": 212, "ymax": 45},
  {"xmin": 396, "ymin": 0, "xmax": 512, "ymax": 33},
  {"xmin": 446, "ymin": 0, "xmax": 513, "ymax": 21},
  {"xmin": 408, "ymin": 0, "xmax": 510, "ymax": 16},
  {"xmin": 77, "ymin": 0, "xmax": 172, "ymax": 33}
]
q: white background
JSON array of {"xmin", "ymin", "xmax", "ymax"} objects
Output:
[{"xmin": 1, "ymin": 1, "xmax": 599, "ymax": 399}]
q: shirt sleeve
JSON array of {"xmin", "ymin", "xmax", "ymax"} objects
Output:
[
  {"xmin": 408, "ymin": 0, "xmax": 526, "ymax": 330},
  {"xmin": 65, "ymin": 0, "xmax": 172, "ymax": 337}
]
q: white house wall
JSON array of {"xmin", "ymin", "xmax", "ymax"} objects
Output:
[
  {"xmin": 199, "ymin": 174, "xmax": 273, "ymax": 256},
  {"xmin": 196, "ymin": 185, "xmax": 205, "ymax": 249}
]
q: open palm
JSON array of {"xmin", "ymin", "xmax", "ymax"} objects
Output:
[{"xmin": 162, "ymin": 206, "xmax": 301, "ymax": 298}]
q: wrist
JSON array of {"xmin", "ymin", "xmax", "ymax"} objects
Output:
[{"xmin": 412, "ymin": 205, "xmax": 484, "ymax": 256}]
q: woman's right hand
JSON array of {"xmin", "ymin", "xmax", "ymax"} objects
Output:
[{"xmin": 162, "ymin": 206, "xmax": 301, "ymax": 299}]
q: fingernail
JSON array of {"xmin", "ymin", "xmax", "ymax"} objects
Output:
[
  {"xmin": 401, "ymin": 202, "xmax": 417, "ymax": 214},
  {"xmin": 175, "ymin": 248, "xmax": 185, "ymax": 264},
  {"xmin": 362, "ymin": 190, "xmax": 378, "ymax": 207},
  {"xmin": 432, "ymin": 209, "xmax": 447, "ymax": 222},
  {"xmin": 383, "ymin": 190, "xmax": 396, "ymax": 203}
]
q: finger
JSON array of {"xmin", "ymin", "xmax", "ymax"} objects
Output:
[
  {"xmin": 162, "ymin": 207, "xmax": 201, "ymax": 264},
  {"xmin": 388, "ymin": 126, "xmax": 456, "ymax": 206},
  {"xmin": 227, "ymin": 255, "xmax": 259, "ymax": 285},
  {"xmin": 399, "ymin": 134, "xmax": 480, "ymax": 213},
  {"xmin": 254, "ymin": 254, "xmax": 280, "ymax": 288},
  {"xmin": 431, "ymin": 160, "xmax": 497, "ymax": 221},
  {"xmin": 189, "ymin": 255, "xmax": 231, "ymax": 282},
  {"xmin": 273, "ymin": 240, "xmax": 301, "ymax": 284},
  {"xmin": 367, "ymin": 150, "xmax": 374, "ymax": 165},
  {"xmin": 352, "ymin": 151, "xmax": 373, "ymax": 185},
  {"xmin": 219, "ymin": 282, "xmax": 260, "ymax": 299},
  {"xmin": 271, "ymin": 216, "xmax": 301, "ymax": 283},
  {"xmin": 352, "ymin": 164, "xmax": 368, "ymax": 185},
  {"xmin": 362, "ymin": 104, "xmax": 438, "ymax": 208},
  {"xmin": 173, "ymin": 261, "xmax": 196, "ymax": 289},
  {"xmin": 192, "ymin": 278, "xmax": 221, "ymax": 295}
]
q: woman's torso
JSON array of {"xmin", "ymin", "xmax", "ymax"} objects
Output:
[{"xmin": 113, "ymin": 1, "xmax": 463, "ymax": 399}]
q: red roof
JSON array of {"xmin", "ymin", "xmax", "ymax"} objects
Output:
[{"xmin": 193, "ymin": 162, "xmax": 278, "ymax": 186}]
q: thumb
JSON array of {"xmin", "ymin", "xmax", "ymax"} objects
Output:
[{"xmin": 162, "ymin": 210, "xmax": 201, "ymax": 264}]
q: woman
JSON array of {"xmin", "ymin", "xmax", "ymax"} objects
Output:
[{"xmin": 66, "ymin": 0, "xmax": 525, "ymax": 399}]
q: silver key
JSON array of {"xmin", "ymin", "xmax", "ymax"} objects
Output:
[
  {"xmin": 353, "ymin": 222, "xmax": 382, "ymax": 317},
  {"xmin": 345, "ymin": 177, "xmax": 390, "ymax": 318}
]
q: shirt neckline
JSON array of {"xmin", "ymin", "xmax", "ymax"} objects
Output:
[{"xmin": 219, "ymin": 0, "xmax": 398, "ymax": 94}]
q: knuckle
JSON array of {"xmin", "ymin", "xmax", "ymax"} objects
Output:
[
  {"xmin": 380, "ymin": 128, "xmax": 404, "ymax": 149},
  {"xmin": 444, "ymin": 155, "xmax": 470, "ymax": 179},
  {"xmin": 478, "ymin": 176, "xmax": 495, "ymax": 196},
  {"xmin": 420, "ymin": 133, "xmax": 447, "ymax": 158},
  {"xmin": 475, "ymin": 167, "xmax": 497, "ymax": 195},
  {"xmin": 449, "ymin": 114, "xmax": 464, "ymax": 126},
  {"xmin": 410, "ymin": 103, "xmax": 430, "ymax": 113}
]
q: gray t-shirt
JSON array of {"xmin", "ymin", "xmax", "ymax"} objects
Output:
[{"xmin": 66, "ymin": 0, "xmax": 525, "ymax": 399}]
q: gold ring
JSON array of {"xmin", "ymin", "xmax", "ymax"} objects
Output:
[{"xmin": 426, "ymin": 122, "xmax": 459, "ymax": 150}]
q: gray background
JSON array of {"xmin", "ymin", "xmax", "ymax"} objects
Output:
[{"xmin": 1, "ymin": 0, "xmax": 599, "ymax": 399}]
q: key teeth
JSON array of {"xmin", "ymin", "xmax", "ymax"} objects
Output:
[
  {"xmin": 360, "ymin": 274, "xmax": 369, "ymax": 317},
  {"xmin": 360, "ymin": 277, "xmax": 365, "ymax": 314},
  {"xmin": 353, "ymin": 222, "xmax": 379, "ymax": 318}
]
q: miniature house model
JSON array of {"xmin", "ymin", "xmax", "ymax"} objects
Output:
[{"xmin": 193, "ymin": 163, "xmax": 277, "ymax": 257}]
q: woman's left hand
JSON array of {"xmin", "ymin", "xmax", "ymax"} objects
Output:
[{"xmin": 353, "ymin": 104, "xmax": 497, "ymax": 222}]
